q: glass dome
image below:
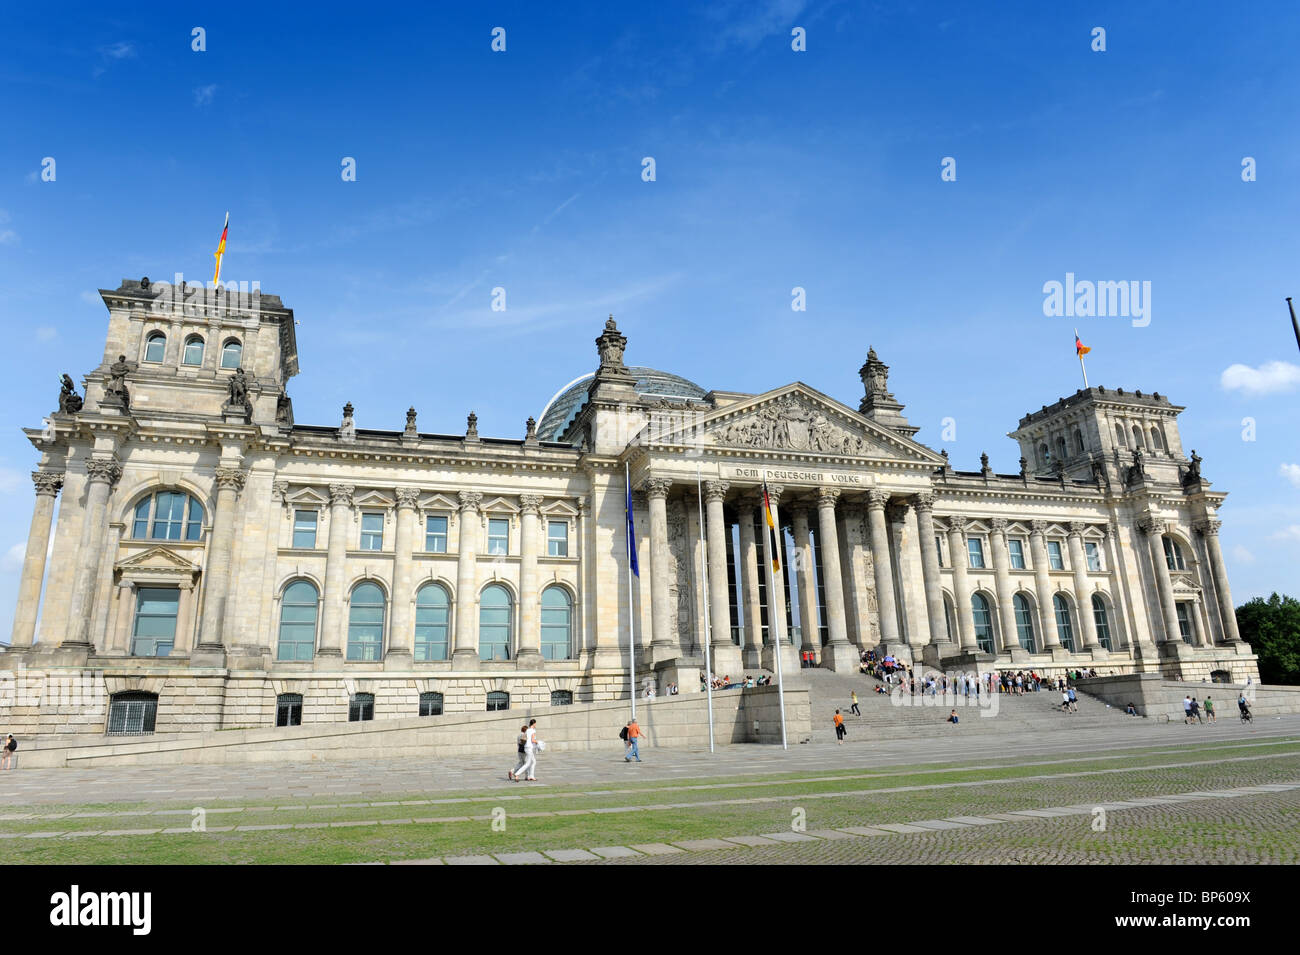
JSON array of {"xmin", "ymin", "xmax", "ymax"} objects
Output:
[{"xmin": 537, "ymin": 366, "xmax": 708, "ymax": 442}]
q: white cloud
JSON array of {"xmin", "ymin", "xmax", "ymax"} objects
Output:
[
  {"xmin": 100, "ymin": 42, "xmax": 136, "ymax": 60},
  {"xmin": 35, "ymin": 327, "xmax": 56, "ymax": 342},
  {"xmin": 1282, "ymin": 463, "xmax": 1300, "ymax": 489},
  {"xmin": 193, "ymin": 84, "xmax": 217, "ymax": 107},
  {"xmin": 1220, "ymin": 360, "xmax": 1300, "ymax": 395},
  {"xmin": 0, "ymin": 230, "xmax": 16, "ymax": 245},
  {"xmin": 1269, "ymin": 525, "xmax": 1300, "ymax": 543},
  {"xmin": 1, "ymin": 543, "xmax": 24, "ymax": 573},
  {"xmin": 1230, "ymin": 545, "xmax": 1255, "ymax": 565}
]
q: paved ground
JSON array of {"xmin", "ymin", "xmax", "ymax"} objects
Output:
[{"xmin": 3, "ymin": 712, "xmax": 1292, "ymax": 807}]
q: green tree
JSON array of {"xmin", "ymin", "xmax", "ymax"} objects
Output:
[{"xmin": 1236, "ymin": 593, "xmax": 1300, "ymax": 685}]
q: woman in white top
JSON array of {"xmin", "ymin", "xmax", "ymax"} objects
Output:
[{"xmin": 516, "ymin": 719, "xmax": 539, "ymax": 781}]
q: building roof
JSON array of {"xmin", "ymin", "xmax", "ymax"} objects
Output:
[{"xmin": 537, "ymin": 366, "xmax": 709, "ymax": 442}]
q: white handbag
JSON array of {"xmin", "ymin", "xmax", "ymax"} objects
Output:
[{"xmin": 535, "ymin": 740, "xmax": 547, "ymax": 753}]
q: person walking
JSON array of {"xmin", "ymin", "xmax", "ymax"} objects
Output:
[
  {"xmin": 1061, "ymin": 688, "xmax": 1070, "ymax": 713},
  {"xmin": 515, "ymin": 719, "xmax": 539, "ymax": 781},
  {"xmin": 1, "ymin": 734, "xmax": 15, "ymax": 770},
  {"xmin": 508, "ymin": 723, "xmax": 529, "ymax": 780},
  {"xmin": 833, "ymin": 709, "xmax": 846, "ymax": 744},
  {"xmin": 624, "ymin": 717, "xmax": 645, "ymax": 762},
  {"xmin": 1183, "ymin": 695, "xmax": 1194, "ymax": 724},
  {"xmin": 1204, "ymin": 696, "xmax": 1216, "ymax": 723},
  {"xmin": 1189, "ymin": 696, "xmax": 1202, "ymax": 724},
  {"xmin": 850, "ymin": 691, "xmax": 861, "ymax": 716},
  {"xmin": 1067, "ymin": 686, "xmax": 1078, "ymax": 713}
]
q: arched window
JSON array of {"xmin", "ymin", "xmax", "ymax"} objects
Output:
[
  {"xmin": 1054, "ymin": 594, "xmax": 1075, "ymax": 652},
  {"xmin": 182, "ymin": 335, "xmax": 205, "ymax": 366},
  {"xmin": 1132, "ymin": 425, "xmax": 1144, "ymax": 450},
  {"xmin": 540, "ymin": 586, "xmax": 572, "ymax": 660},
  {"xmin": 943, "ymin": 593, "xmax": 956, "ymax": 642},
  {"xmin": 1013, "ymin": 593, "xmax": 1036, "ymax": 652},
  {"xmin": 551, "ymin": 690, "xmax": 574, "ymax": 706},
  {"xmin": 349, "ymin": 693, "xmax": 374, "ymax": 722},
  {"xmin": 419, "ymin": 691, "xmax": 444, "ymax": 716},
  {"xmin": 1163, "ymin": 536, "xmax": 1187, "ymax": 571},
  {"xmin": 971, "ymin": 593, "xmax": 995, "ymax": 653},
  {"xmin": 276, "ymin": 693, "xmax": 303, "ymax": 727},
  {"xmin": 107, "ymin": 691, "xmax": 158, "ymax": 736},
  {"xmin": 414, "ymin": 583, "xmax": 450, "ymax": 661},
  {"xmin": 144, "ymin": 331, "xmax": 166, "ymax": 363},
  {"xmin": 486, "ymin": 690, "xmax": 510, "ymax": 711},
  {"xmin": 1073, "ymin": 429, "xmax": 1085, "ymax": 455},
  {"xmin": 1091, "ymin": 594, "xmax": 1112, "ymax": 650},
  {"xmin": 346, "ymin": 582, "xmax": 385, "ymax": 661},
  {"xmin": 133, "ymin": 490, "xmax": 205, "ymax": 541},
  {"xmin": 1055, "ymin": 436, "xmax": 1068, "ymax": 463},
  {"xmin": 220, "ymin": 340, "xmax": 242, "ymax": 369},
  {"xmin": 1115, "ymin": 423, "xmax": 1126, "ymax": 447},
  {"xmin": 479, "ymin": 584, "xmax": 512, "ymax": 660},
  {"xmin": 277, "ymin": 580, "xmax": 319, "ymax": 661},
  {"xmin": 1038, "ymin": 443, "xmax": 1049, "ymax": 468},
  {"xmin": 1150, "ymin": 427, "xmax": 1163, "ymax": 451}
]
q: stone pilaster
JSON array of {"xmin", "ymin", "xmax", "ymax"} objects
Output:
[
  {"xmin": 317, "ymin": 483, "xmax": 354, "ymax": 660},
  {"xmin": 8, "ymin": 471, "xmax": 64, "ymax": 649},
  {"xmin": 816, "ymin": 488, "xmax": 857, "ymax": 672},
  {"xmin": 1067, "ymin": 522, "xmax": 1102, "ymax": 651},
  {"xmin": 62, "ymin": 459, "xmax": 121, "ymax": 650},
  {"xmin": 945, "ymin": 516, "xmax": 977, "ymax": 649},
  {"xmin": 1029, "ymin": 520, "xmax": 1063, "ymax": 650},
  {"xmin": 451, "ymin": 490, "xmax": 482, "ymax": 666},
  {"xmin": 866, "ymin": 489, "xmax": 902, "ymax": 652},
  {"xmin": 1196, "ymin": 519, "xmax": 1241, "ymax": 643},
  {"xmin": 516, "ymin": 493, "xmax": 544, "ymax": 666},
  {"xmin": 385, "ymin": 487, "xmax": 420, "ymax": 668},
  {"xmin": 194, "ymin": 466, "xmax": 247, "ymax": 661},
  {"xmin": 703, "ymin": 481, "xmax": 742, "ymax": 676}
]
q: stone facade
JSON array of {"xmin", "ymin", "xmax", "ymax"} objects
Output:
[{"xmin": 0, "ymin": 279, "xmax": 1257, "ymax": 739}]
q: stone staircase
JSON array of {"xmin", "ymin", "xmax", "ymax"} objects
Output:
[{"xmin": 789, "ymin": 667, "xmax": 1136, "ymax": 743}]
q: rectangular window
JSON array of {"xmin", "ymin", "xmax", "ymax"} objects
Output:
[
  {"xmin": 1047, "ymin": 540, "xmax": 1064, "ymax": 570},
  {"xmin": 293, "ymin": 510, "xmax": 317, "ymax": 549},
  {"xmin": 967, "ymin": 538, "xmax": 985, "ymax": 569},
  {"xmin": 131, "ymin": 587, "xmax": 179, "ymax": 658},
  {"xmin": 425, "ymin": 515, "xmax": 448, "ymax": 553},
  {"xmin": 360, "ymin": 512, "xmax": 384, "ymax": 551},
  {"xmin": 935, "ymin": 535, "xmax": 944, "ymax": 568},
  {"xmin": 547, "ymin": 520, "xmax": 568, "ymax": 557},
  {"xmin": 1008, "ymin": 539, "xmax": 1026, "ymax": 569},
  {"xmin": 1085, "ymin": 541, "xmax": 1101, "ymax": 572},
  {"xmin": 488, "ymin": 518, "xmax": 509, "ymax": 555},
  {"xmin": 1176, "ymin": 602, "xmax": 1194, "ymax": 645}
]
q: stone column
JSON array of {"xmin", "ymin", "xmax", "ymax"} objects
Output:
[
  {"xmin": 317, "ymin": 483, "xmax": 355, "ymax": 659},
  {"xmin": 736, "ymin": 496, "xmax": 763, "ymax": 668},
  {"xmin": 989, "ymin": 518, "xmax": 1022, "ymax": 657},
  {"xmin": 914, "ymin": 492, "xmax": 949, "ymax": 654},
  {"xmin": 63, "ymin": 459, "xmax": 120, "ymax": 648},
  {"xmin": 789, "ymin": 503, "xmax": 818, "ymax": 656},
  {"xmin": 645, "ymin": 478, "xmax": 674, "ymax": 661},
  {"xmin": 945, "ymin": 516, "xmax": 978, "ymax": 650},
  {"xmin": 1197, "ymin": 519, "xmax": 1241, "ymax": 643},
  {"xmin": 760, "ymin": 484, "xmax": 795, "ymax": 673},
  {"xmin": 704, "ymin": 481, "xmax": 741, "ymax": 675},
  {"xmin": 9, "ymin": 471, "xmax": 63, "ymax": 649},
  {"xmin": 1067, "ymin": 522, "xmax": 1101, "ymax": 650},
  {"xmin": 1141, "ymin": 518, "xmax": 1180, "ymax": 644},
  {"xmin": 866, "ymin": 489, "xmax": 901, "ymax": 649},
  {"xmin": 451, "ymin": 490, "xmax": 482, "ymax": 665},
  {"xmin": 816, "ymin": 488, "xmax": 856, "ymax": 671},
  {"xmin": 517, "ymin": 493, "xmax": 544, "ymax": 665},
  {"xmin": 1029, "ymin": 520, "xmax": 1063, "ymax": 649},
  {"xmin": 195, "ymin": 466, "xmax": 246, "ymax": 657},
  {"xmin": 173, "ymin": 580, "xmax": 197, "ymax": 655},
  {"xmin": 108, "ymin": 580, "xmax": 135, "ymax": 654},
  {"xmin": 385, "ymin": 487, "xmax": 420, "ymax": 667}
]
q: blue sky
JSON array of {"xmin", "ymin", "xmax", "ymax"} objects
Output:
[{"xmin": 2, "ymin": 1, "xmax": 1299, "ymax": 634}]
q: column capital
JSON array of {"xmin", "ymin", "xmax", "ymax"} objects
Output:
[
  {"xmin": 1138, "ymin": 516, "xmax": 1166, "ymax": 536},
  {"xmin": 866, "ymin": 488, "xmax": 890, "ymax": 510},
  {"xmin": 817, "ymin": 487, "xmax": 841, "ymax": 508},
  {"xmin": 32, "ymin": 470, "xmax": 64, "ymax": 498},
  {"xmin": 271, "ymin": 480, "xmax": 289, "ymax": 503},
  {"xmin": 1029, "ymin": 518, "xmax": 1050, "ymax": 537},
  {"xmin": 913, "ymin": 490, "xmax": 935, "ymax": 512},
  {"xmin": 329, "ymin": 483, "xmax": 356, "ymax": 508},
  {"xmin": 764, "ymin": 483, "xmax": 785, "ymax": 507},
  {"xmin": 947, "ymin": 514, "xmax": 968, "ymax": 534},
  {"xmin": 1067, "ymin": 520, "xmax": 1088, "ymax": 539},
  {"xmin": 395, "ymin": 486, "xmax": 421, "ymax": 509},
  {"xmin": 989, "ymin": 517, "xmax": 1009, "ymax": 534},
  {"xmin": 644, "ymin": 478, "xmax": 672, "ymax": 500},
  {"xmin": 458, "ymin": 490, "xmax": 483, "ymax": 512},
  {"xmin": 85, "ymin": 459, "xmax": 122, "ymax": 486},
  {"xmin": 1194, "ymin": 518, "xmax": 1222, "ymax": 537},
  {"xmin": 702, "ymin": 480, "xmax": 729, "ymax": 504},
  {"xmin": 214, "ymin": 466, "xmax": 248, "ymax": 493},
  {"xmin": 519, "ymin": 493, "xmax": 543, "ymax": 514}
]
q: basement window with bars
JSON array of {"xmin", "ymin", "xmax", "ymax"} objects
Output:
[{"xmin": 106, "ymin": 692, "xmax": 158, "ymax": 736}]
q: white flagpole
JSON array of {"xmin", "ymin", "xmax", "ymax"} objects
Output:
[
  {"xmin": 1075, "ymin": 328, "xmax": 1089, "ymax": 388},
  {"xmin": 626, "ymin": 461, "xmax": 637, "ymax": 722},
  {"xmin": 696, "ymin": 462, "xmax": 716, "ymax": 753},
  {"xmin": 762, "ymin": 469, "xmax": 789, "ymax": 750}
]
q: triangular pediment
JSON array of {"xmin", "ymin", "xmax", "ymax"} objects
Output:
[
  {"xmin": 644, "ymin": 383, "xmax": 945, "ymax": 465},
  {"xmin": 418, "ymin": 492, "xmax": 459, "ymax": 512},
  {"xmin": 115, "ymin": 546, "xmax": 200, "ymax": 574}
]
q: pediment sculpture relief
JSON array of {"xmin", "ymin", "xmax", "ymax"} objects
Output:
[{"xmin": 712, "ymin": 396, "xmax": 879, "ymax": 456}]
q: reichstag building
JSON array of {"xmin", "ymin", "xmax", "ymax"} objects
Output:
[{"xmin": 1, "ymin": 278, "xmax": 1258, "ymax": 736}]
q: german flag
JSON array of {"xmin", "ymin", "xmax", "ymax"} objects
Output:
[
  {"xmin": 1075, "ymin": 331, "xmax": 1091, "ymax": 357},
  {"xmin": 761, "ymin": 475, "xmax": 781, "ymax": 572},
  {"xmin": 212, "ymin": 212, "xmax": 229, "ymax": 284}
]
